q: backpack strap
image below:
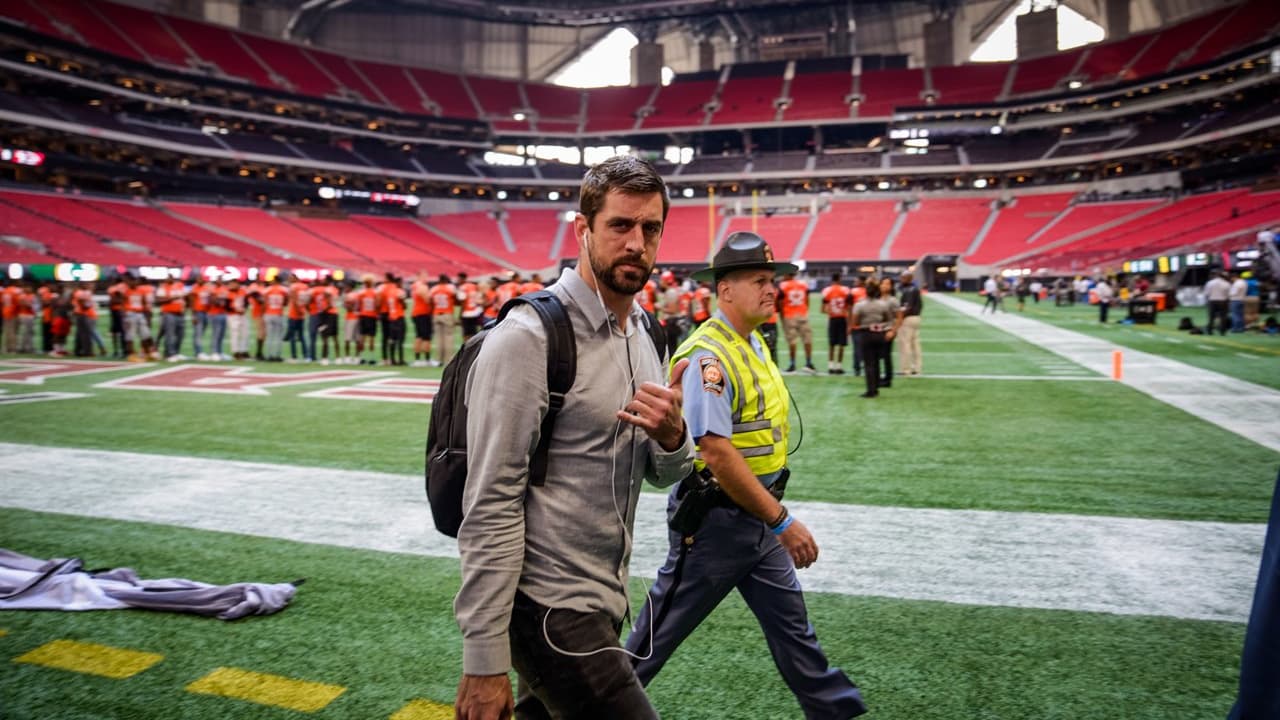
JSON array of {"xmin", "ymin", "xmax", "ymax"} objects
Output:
[
  {"xmin": 498, "ymin": 290, "xmax": 575, "ymax": 487},
  {"xmin": 640, "ymin": 309, "xmax": 667, "ymax": 365}
]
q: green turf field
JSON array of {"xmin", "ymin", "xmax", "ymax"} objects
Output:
[{"xmin": 1, "ymin": 295, "xmax": 1276, "ymax": 719}]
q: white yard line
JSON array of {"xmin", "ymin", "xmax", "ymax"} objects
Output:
[
  {"xmin": 911, "ymin": 374, "xmax": 1104, "ymax": 381},
  {"xmin": 0, "ymin": 443, "xmax": 1262, "ymax": 622},
  {"xmin": 932, "ymin": 294, "xmax": 1280, "ymax": 453}
]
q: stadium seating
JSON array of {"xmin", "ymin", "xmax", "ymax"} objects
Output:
[
  {"xmin": 163, "ymin": 16, "xmax": 282, "ymax": 90},
  {"xmin": 583, "ymin": 85, "xmax": 655, "ymax": 132},
  {"xmin": 927, "ymin": 64, "xmax": 1008, "ymax": 106},
  {"xmin": 782, "ymin": 71, "xmax": 854, "ymax": 120},
  {"xmin": 1023, "ymin": 198, "xmax": 1163, "ymax": 255},
  {"xmin": 804, "ymin": 201, "xmax": 900, "ymax": 260},
  {"xmin": 642, "ymin": 79, "xmax": 718, "ymax": 129},
  {"xmin": 1009, "ymin": 49, "xmax": 1085, "ymax": 97},
  {"xmin": 857, "ymin": 68, "xmax": 925, "ymax": 117},
  {"xmin": 423, "ymin": 212, "xmax": 520, "ymax": 265},
  {"xmin": 288, "ymin": 217, "xmax": 442, "ymax": 276},
  {"xmin": 963, "ymin": 192, "xmax": 1075, "ymax": 265},
  {"xmin": 166, "ymin": 204, "xmax": 371, "ymax": 268},
  {"xmin": 499, "ymin": 209, "xmax": 568, "ymax": 268},
  {"xmin": 656, "ymin": 205, "xmax": 720, "ymax": 264},
  {"xmin": 1125, "ymin": 7, "xmax": 1232, "ymax": 79},
  {"xmin": 722, "ymin": 214, "xmax": 811, "ymax": 261},
  {"xmin": 891, "ymin": 197, "xmax": 992, "ymax": 259},
  {"xmin": 309, "ymin": 50, "xmax": 387, "ymax": 106},
  {"xmin": 713, "ymin": 70, "xmax": 785, "ymax": 124},
  {"xmin": 0, "ymin": 0, "xmax": 1273, "ymax": 134},
  {"xmin": 90, "ymin": 201, "xmax": 295, "ymax": 267},
  {"xmin": 31, "ymin": 0, "xmax": 145, "ymax": 63},
  {"xmin": 352, "ymin": 216, "xmax": 500, "ymax": 276},
  {"xmin": 0, "ymin": 191, "xmax": 161, "ymax": 266}
]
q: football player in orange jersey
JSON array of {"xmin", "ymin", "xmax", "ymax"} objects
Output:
[
  {"xmin": 429, "ymin": 273, "xmax": 459, "ymax": 365},
  {"xmin": 778, "ymin": 271, "xmax": 815, "ymax": 374},
  {"xmin": 821, "ymin": 273, "xmax": 851, "ymax": 374},
  {"xmin": 409, "ymin": 272, "xmax": 433, "ymax": 367},
  {"xmin": 383, "ymin": 276, "xmax": 408, "ymax": 366},
  {"xmin": 457, "ymin": 272, "xmax": 486, "ymax": 342}
]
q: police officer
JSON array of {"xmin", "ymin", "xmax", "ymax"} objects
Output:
[{"xmin": 625, "ymin": 232, "xmax": 867, "ymax": 719}]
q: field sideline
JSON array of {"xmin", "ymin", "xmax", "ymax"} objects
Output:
[{"xmin": 1, "ymin": 294, "xmax": 1276, "ymax": 719}]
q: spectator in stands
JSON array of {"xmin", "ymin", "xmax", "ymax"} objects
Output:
[
  {"xmin": 1095, "ymin": 276, "xmax": 1115, "ymax": 323},
  {"xmin": 981, "ymin": 276, "xmax": 1002, "ymax": 314},
  {"xmin": 1229, "ymin": 272, "xmax": 1248, "ymax": 332},
  {"xmin": 262, "ymin": 275, "xmax": 289, "ymax": 362},
  {"xmin": 285, "ymin": 274, "xmax": 312, "ymax": 362},
  {"xmin": 1204, "ymin": 271, "xmax": 1232, "ymax": 335},
  {"xmin": 779, "ymin": 271, "xmax": 816, "ymax": 374},
  {"xmin": 821, "ymin": 273, "xmax": 850, "ymax": 374},
  {"xmin": 410, "ymin": 272, "xmax": 433, "ymax": 367},
  {"xmin": 897, "ymin": 271, "xmax": 923, "ymax": 376},
  {"xmin": 156, "ymin": 275, "xmax": 188, "ymax": 361},
  {"xmin": 430, "ymin": 273, "xmax": 460, "ymax": 365}
]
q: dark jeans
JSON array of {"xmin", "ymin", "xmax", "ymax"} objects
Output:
[
  {"xmin": 509, "ymin": 591, "xmax": 657, "ymax": 720},
  {"xmin": 1208, "ymin": 300, "xmax": 1229, "ymax": 335},
  {"xmin": 880, "ymin": 338, "xmax": 893, "ymax": 386},
  {"xmin": 1099, "ymin": 301, "xmax": 1110, "ymax": 324},
  {"xmin": 860, "ymin": 330, "xmax": 886, "ymax": 396}
]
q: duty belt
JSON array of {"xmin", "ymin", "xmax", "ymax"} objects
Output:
[{"xmin": 690, "ymin": 466, "xmax": 789, "ymax": 507}]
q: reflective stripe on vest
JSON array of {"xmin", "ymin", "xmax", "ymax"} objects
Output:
[{"xmin": 674, "ymin": 317, "xmax": 788, "ymax": 477}]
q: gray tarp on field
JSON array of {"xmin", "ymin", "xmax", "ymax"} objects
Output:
[{"xmin": 0, "ymin": 548, "xmax": 298, "ymax": 620}]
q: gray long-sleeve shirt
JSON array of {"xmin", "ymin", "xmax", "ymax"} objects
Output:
[{"xmin": 455, "ymin": 267, "xmax": 695, "ymax": 676}]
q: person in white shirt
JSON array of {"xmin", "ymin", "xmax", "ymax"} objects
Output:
[
  {"xmin": 1228, "ymin": 273, "xmax": 1248, "ymax": 332},
  {"xmin": 981, "ymin": 276, "xmax": 1001, "ymax": 314},
  {"xmin": 1094, "ymin": 277, "xmax": 1114, "ymax": 323},
  {"xmin": 1204, "ymin": 272, "xmax": 1232, "ymax": 335}
]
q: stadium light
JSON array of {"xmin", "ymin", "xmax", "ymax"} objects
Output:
[
  {"xmin": 562, "ymin": 210, "xmax": 576, "ymax": 222},
  {"xmin": 497, "ymin": 190, "xmax": 508, "ymax": 200},
  {"xmin": 548, "ymin": 191, "xmax": 561, "ymax": 201},
  {"xmin": 973, "ymin": 178, "xmax": 989, "ymax": 189},
  {"xmin": 989, "ymin": 125, "xmax": 1003, "ymax": 135},
  {"xmin": 7, "ymin": 263, "xmax": 22, "ymax": 280},
  {"xmin": 682, "ymin": 188, "xmax": 695, "ymax": 198}
]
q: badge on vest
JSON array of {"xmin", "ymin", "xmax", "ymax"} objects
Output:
[{"xmin": 699, "ymin": 356, "xmax": 725, "ymax": 396}]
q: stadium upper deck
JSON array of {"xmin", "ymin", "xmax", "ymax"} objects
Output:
[{"xmin": 1, "ymin": 0, "xmax": 1277, "ymax": 134}]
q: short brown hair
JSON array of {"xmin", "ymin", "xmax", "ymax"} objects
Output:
[{"xmin": 579, "ymin": 155, "xmax": 669, "ymax": 229}]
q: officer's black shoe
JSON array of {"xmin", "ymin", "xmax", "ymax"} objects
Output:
[{"xmin": 860, "ymin": 391, "xmax": 877, "ymax": 398}]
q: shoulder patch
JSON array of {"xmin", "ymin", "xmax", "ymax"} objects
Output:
[{"xmin": 699, "ymin": 356, "xmax": 725, "ymax": 396}]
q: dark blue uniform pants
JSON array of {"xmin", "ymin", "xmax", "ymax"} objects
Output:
[
  {"xmin": 626, "ymin": 495, "xmax": 866, "ymax": 720},
  {"xmin": 1229, "ymin": 471, "xmax": 1280, "ymax": 719}
]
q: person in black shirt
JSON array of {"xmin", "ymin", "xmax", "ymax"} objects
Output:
[{"xmin": 897, "ymin": 272, "xmax": 923, "ymax": 376}]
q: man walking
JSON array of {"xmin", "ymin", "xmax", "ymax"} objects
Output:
[
  {"xmin": 454, "ymin": 156, "xmax": 694, "ymax": 720},
  {"xmin": 625, "ymin": 231, "xmax": 866, "ymax": 719}
]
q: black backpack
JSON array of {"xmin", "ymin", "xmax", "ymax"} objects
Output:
[{"xmin": 425, "ymin": 289, "xmax": 665, "ymax": 538}]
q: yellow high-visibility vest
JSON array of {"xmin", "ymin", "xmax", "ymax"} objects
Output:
[{"xmin": 674, "ymin": 317, "xmax": 789, "ymax": 476}]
